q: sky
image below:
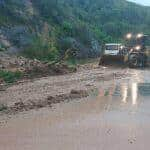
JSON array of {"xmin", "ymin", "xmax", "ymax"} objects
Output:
[{"xmin": 128, "ymin": 0, "xmax": 150, "ymax": 6}]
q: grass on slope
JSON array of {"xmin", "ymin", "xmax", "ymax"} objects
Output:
[{"xmin": 0, "ymin": 70, "xmax": 23, "ymax": 83}]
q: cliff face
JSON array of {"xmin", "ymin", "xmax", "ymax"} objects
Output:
[{"xmin": 0, "ymin": 0, "xmax": 150, "ymax": 59}]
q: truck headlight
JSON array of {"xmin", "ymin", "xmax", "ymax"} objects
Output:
[
  {"xmin": 126, "ymin": 33, "xmax": 132, "ymax": 39},
  {"xmin": 120, "ymin": 46, "xmax": 124, "ymax": 50},
  {"xmin": 136, "ymin": 33, "xmax": 143, "ymax": 39},
  {"xmin": 135, "ymin": 45, "xmax": 141, "ymax": 50}
]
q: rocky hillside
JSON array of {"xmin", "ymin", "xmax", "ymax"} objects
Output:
[{"xmin": 0, "ymin": 0, "xmax": 150, "ymax": 60}]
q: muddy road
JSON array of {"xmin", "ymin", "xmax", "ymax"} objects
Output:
[{"xmin": 0, "ymin": 64, "xmax": 150, "ymax": 150}]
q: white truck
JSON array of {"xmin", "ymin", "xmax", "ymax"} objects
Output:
[{"xmin": 99, "ymin": 43, "xmax": 125, "ymax": 65}]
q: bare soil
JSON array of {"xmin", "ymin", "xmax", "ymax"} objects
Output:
[{"xmin": 0, "ymin": 59, "xmax": 130, "ymax": 114}]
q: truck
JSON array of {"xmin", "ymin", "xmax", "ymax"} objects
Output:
[
  {"xmin": 99, "ymin": 33, "xmax": 150, "ymax": 68},
  {"xmin": 99, "ymin": 43, "xmax": 126, "ymax": 65}
]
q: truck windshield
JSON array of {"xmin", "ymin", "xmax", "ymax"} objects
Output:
[{"xmin": 106, "ymin": 45, "xmax": 119, "ymax": 50}]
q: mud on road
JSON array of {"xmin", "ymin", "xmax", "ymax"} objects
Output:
[
  {"xmin": 0, "ymin": 63, "xmax": 130, "ymax": 115},
  {"xmin": 0, "ymin": 63, "xmax": 150, "ymax": 150}
]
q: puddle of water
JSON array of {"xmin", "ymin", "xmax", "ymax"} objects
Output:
[
  {"xmin": 93, "ymin": 81, "xmax": 150, "ymax": 104},
  {"xmin": 138, "ymin": 83, "xmax": 150, "ymax": 96}
]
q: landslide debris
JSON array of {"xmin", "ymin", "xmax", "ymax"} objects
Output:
[
  {"xmin": 0, "ymin": 89, "xmax": 89, "ymax": 115},
  {"xmin": 0, "ymin": 52, "xmax": 76, "ymax": 85}
]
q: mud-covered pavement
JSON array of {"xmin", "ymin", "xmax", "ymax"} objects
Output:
[
  {"xmin": 0, "ymin": 64, "xmax": 128, "ymax": 108},
  {"xmin": 0, "ymin": 64, "xmax": 150, "ymax": 150}
]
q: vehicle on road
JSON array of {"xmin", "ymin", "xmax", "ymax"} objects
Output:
[
  {"xmin": 99, "ymin": 33, "xmax": 150, "ymax": 68},
  {"xmin": 99, "ymin": 43, "xmax": 126, "ymax": 65},
  {"xmin": 124, "ymin": 33, "xmax": 150, "ymax": 68}
]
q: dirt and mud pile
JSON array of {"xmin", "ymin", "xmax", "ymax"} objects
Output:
[
  {"xmin": 0, "ymin": 52, "xmax": 45, "ymax": 71},
  {"xmin": 0, "ymin": 52, "xmax": 76, "ymax": 78}
]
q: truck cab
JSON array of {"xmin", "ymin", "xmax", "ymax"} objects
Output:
[
  {"xmin": 104, "ymin": 43, "xmax": 124, "ymax": 56},
  {"xmin": 99, "ymin": 43, "xmax": 125, "ymax": 65}
]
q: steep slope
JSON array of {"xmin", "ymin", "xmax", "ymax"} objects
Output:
[{"xmin": 0, "ymin": 0, "xmax": 150, "ymax": 60}]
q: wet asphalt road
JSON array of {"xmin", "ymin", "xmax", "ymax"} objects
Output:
[{"xmin": 0, "ymin": 69, "xmax": 150, "ymax": 150}]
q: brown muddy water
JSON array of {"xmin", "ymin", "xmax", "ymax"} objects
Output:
[{"xmin": 0, "ymin": 69, "xmax": 150, "ymax": 150}]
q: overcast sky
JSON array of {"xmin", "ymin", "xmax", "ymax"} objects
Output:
[{"xmin": 128, "ymin": 0, "xmax": 150, "ymax": 6}]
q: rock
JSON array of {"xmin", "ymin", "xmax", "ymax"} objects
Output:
[
  {"xmin": 14, "ymin": 102, "xmax": 25, "ymax": 110},
  {"xmin": 0, "ymin": 64, "xmax": 4, "ymax": 69},
  {"xmin": 70, "ymin": 89, "xmax": 87, "ymax": 95},
  {"xmin": 70, "ymin": 89, "xmax": 89, "ymax": 98},
  {"xmin": 0, "ymin": 78, "xmax": 4, "ymax": 84}
]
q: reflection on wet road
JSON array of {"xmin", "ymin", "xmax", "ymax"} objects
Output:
[{"xmin": 0, "ymin": 69, "xmax": 150, "ymax": 150}]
